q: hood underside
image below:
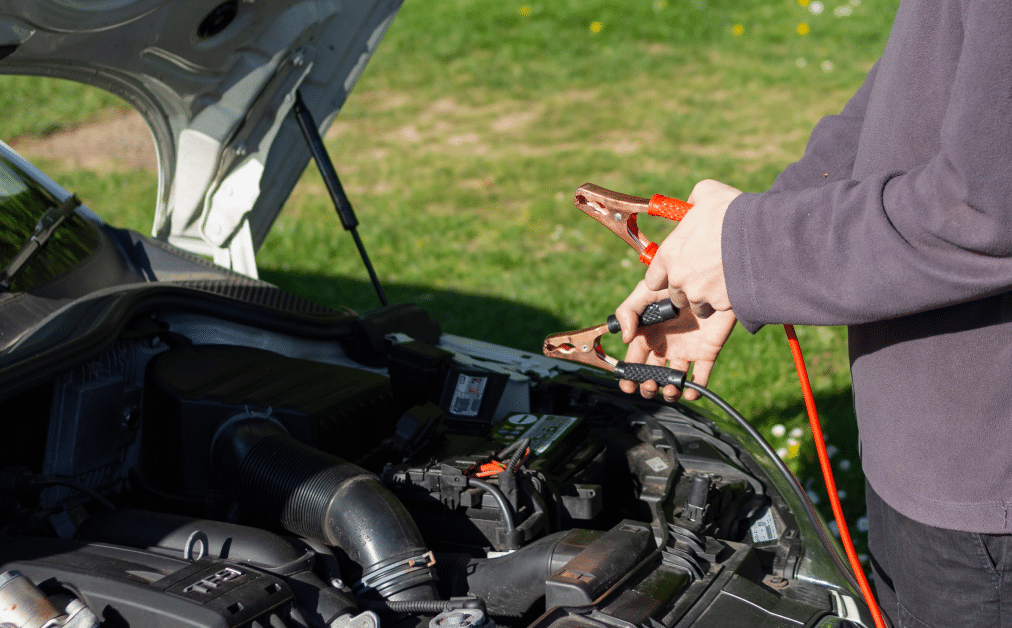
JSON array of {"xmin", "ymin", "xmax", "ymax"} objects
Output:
[{"xmin": 0, "ymin": 0, "xmax": 403, "ymax": 277}]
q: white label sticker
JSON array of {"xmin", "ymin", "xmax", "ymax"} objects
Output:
[
  {"xmin": 520, "ymin": 415, "xmax": 579, "ymax": 455},
  {"xmin": 645, "ymin": 456, "xmax": 669, "ymax": 472},
  {"xmin": 750, "ymin": 507, "xmax": 779, "ymax": 543},
  {"xmin": 508, "ymin": 414, "xmax": 539, "ymax": 425},
  {"xmin": 450, "ymin": 374, "xmax": 487, "ymax": 416}
]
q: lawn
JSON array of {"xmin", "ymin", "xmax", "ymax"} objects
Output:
[{"xmin": 1, "ymin": 0, "xmax": 900, "ymax": 561}]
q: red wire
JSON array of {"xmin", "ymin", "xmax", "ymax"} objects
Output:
[{"xmin": 783, "ymin": 324, "xmax": 888, "ymax": 628}]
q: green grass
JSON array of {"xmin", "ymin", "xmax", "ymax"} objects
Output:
[
  {"xmin": 1, "ymin": 0, "xmax": 900, "ymax": 562},
  {"xmin": 0, "ymin": 76, "xmax": 130, "ymax": 138}
]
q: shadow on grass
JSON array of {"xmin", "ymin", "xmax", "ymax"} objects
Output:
[{"xmin": 260, "ymin": 268, "xmax": 572, "ymax": 355}]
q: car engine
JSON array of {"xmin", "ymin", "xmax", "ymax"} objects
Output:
[{"xmin": 0, "ymin": 292, "xmax": 864, "ymax": 628}]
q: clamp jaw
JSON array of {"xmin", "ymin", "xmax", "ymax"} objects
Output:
[
  {"xmin": 574, "ymin": 183, "xmax": 691, "ymax": 264},
  {"xmin": 543, "ymin": 301, "xmax": 685, "ymax": 389}
]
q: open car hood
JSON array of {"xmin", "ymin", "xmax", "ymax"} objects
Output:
[{"xmin": 0, "ymin": 0, "xmax": 403, "ymax": 277}]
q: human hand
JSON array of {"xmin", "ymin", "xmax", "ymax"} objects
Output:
[
  {"xmin": 644, "ymin": 179, "xmax": 742, "ymax": 316},
  {"xmin": 614, "ymin": 280, "xmax": 737, "ymax": 401}
]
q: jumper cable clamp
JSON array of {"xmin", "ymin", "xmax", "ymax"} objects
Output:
[
  {"xmin": 574, "ymin": 182, "xmax": 692, "ymax": 265},
  {"xmin": 542, "ymin": 300, "xmax": 685, "ymax": 388}
]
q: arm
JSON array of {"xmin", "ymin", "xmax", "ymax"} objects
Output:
[
  {"xmin": 651, "ymin": 5, "xmax": 1012, "ymax": 330},
  {"xmin": 726, "ymin": 4, "xmax": 1012, "ymax": 330}
]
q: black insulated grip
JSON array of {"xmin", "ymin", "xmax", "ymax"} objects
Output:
[
  {"xmin": 606, "ymin": 300, "xmax": 679, "ymax": 334},
  {"xmin": 614, "ymin": 362, "xmax": 686, "ymax": 389}
]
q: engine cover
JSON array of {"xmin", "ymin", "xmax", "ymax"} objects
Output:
[
  {"xmin": 144, "ymin": 344, "xmax": 399, "ymax": 495},
  {"xmin": 0, "ymin": 538, "xmax": 295, "ymax": 628}
]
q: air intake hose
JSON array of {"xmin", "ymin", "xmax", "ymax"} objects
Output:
[{"xmin": 212, "ymin": 418, "xmax": 438, "ymax": 601}]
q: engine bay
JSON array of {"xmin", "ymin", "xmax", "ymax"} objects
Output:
[{"xmin": 0, "ymin": 299, "xmax": 860, "ymax": 628}]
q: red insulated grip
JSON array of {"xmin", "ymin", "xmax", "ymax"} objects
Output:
[
  {"xmin": 639, "ymin": 242, "xmax": 658, "ymax": 265},
  {"xmin": 648, "ymin": 194, "xmax": 692, "ymax": 221}
]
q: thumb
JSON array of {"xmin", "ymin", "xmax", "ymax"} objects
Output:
[{"xmin": 643, "ymin": 257, "xmax": 668, "ymax": 292}]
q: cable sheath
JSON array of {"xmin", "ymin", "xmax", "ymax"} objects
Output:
[{"xmin": 782, "ymin": 324, "xmax": 888, "ymax": 628}]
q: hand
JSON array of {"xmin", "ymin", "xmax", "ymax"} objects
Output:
[
  {"xmin": 644, "ymin": 179, "xmax": 742, "ymax": 316},
  {"xmin": 615, "ymin": 280, "xmax": 737, "ymax": 401}
]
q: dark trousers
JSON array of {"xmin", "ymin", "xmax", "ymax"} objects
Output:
[{"xmin": 867, "ymin": 481, "xmax": 1012, "ymax": 627}]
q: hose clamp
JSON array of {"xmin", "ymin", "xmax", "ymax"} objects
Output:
[{"xmin": 354, "ymin": 551, "xmax": 436, "ymax": 594}]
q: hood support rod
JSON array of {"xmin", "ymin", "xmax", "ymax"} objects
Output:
[{"xmin": 293, "ymin": 90, "xmax": 388, "ymax": 307}]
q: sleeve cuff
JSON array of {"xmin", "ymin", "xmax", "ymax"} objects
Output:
[{"xmin": 722, "ymin": 192, "xmax": 764, "ymax": 334}]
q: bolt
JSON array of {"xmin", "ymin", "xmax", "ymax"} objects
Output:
[
  {"xmin": 613, "ymin": 212, "xmax": 623, "ymax": 221},
  {"xmin": 292, "ymin": 51, "xmax": 305, "ymax": 67},
  {"xmin": 581, "ymin": 344, "xmax": 589, "ymax": 352},
  {"xmin": 763, "ymin": 574, "xmax": 789, "ymax": 589},
  {"xmin": 433, "ymin": 610, "xmax": 485, "ymax": 628},
  {"xmin": 330, "ymin": 578, "xmax": 345, "ymax": 589},
  {"xmin": 233, "ymin": 142, "xmax": 247, "ymax": 157}
]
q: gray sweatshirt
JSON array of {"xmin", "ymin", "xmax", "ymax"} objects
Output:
[{"xmin": 723, "ymin": 0, "xmax": 1012, "ymax": 533}]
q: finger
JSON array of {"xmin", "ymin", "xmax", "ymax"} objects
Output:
[
  {"xmin": 689, "ymin": 360, "xmax": 715, "ymax": 388},
  {"xmin": 681, "ymin": 360, "xmax": 715, "ymax": 401},
  {"xmin": 624, "ymin": 336, "xmax": 651, "ymax": 366},
  {"xmin": 682, "ymin": 387, "xmax": 701, "ymax": 401},
  {"xmin": 639, "ymin": 380, "xmax": 659, "ymax": 398},
  {"xmin": 646, "ymin": 349, "xmax": 667, "ymax": 367},
  {"xmin": 669, "ymin": 288, "xmax": 690, "ymax": 309},
  {"xmin": 617, "ymin": 281, "xmax": 666, "ymax": 343},
  {"xmin": 690, "ymin": 302, "xmax": 715, "ymax": 319},
  {"xmin": 619, "ymin": 379, "xmax": 638, "ymax": 394},
  {"xmin": 616, "ymin": 309, "xmax": 639, "ymax": 344},
  {"xmin": 661, "ymin": 383, "xmax": 681, "ymax": 402},
  {"xmin": 685, "ymin": 179, "xmax": 711, "ymax": 206},
  {"xmin": 643, "ymin": 259, "xmax": 668, "ymax": 292}
]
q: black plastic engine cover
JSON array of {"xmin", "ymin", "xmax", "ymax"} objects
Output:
[
  {"xmin": 0, "ymin": 538, "xmax": 294, "ymax": 628},
  {"xmin": 144, "ymin": 344, "xmax": 398, "ymax": 495}
]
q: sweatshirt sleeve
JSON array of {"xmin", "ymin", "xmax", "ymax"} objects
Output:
[{"xmin": 723, "ymin": 2, "xmax": 1012, "ymax": 332}]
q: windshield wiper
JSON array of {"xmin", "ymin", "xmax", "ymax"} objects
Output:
[{"xmin": 0, "ymin": 194, "xmax": 81, "ymax": 292}]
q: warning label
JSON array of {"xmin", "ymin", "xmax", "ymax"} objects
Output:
[
  {"xmin": 645, "ymin": 456, "xmax": 669, "ymax": 473},
  {"xmin": 449, "ymin": 374, "xmax": 487, "ymax": 416},
  {"xmin": 519, "ymin": 414, "xmax": 579, "ymax": 455},
  {"xmin": 749, "ymin": 507, "xmax": 779, "ymax": 543}
]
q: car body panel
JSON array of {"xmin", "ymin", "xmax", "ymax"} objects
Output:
[{"xmin": 0, "ymin": 0, "xmax": 403, "ymax": 277}]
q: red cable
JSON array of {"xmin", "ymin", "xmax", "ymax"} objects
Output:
[{"xmin": 783, "ymin": 324, "xmax": 888, "ymax": 628}]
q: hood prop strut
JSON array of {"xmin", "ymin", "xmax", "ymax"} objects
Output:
[{"xmin": 293, "ymin": 90, "xmax": 388, "ymax": 307}]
